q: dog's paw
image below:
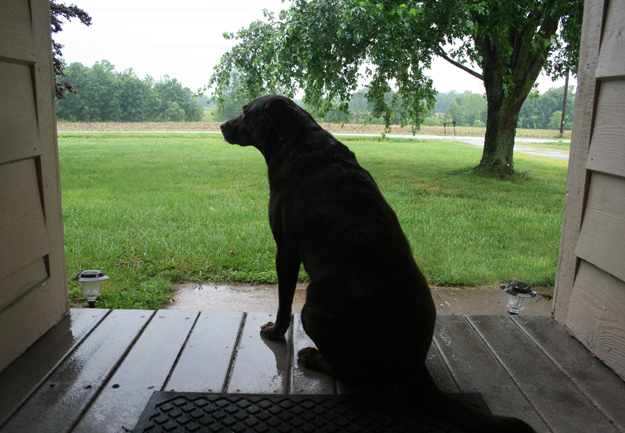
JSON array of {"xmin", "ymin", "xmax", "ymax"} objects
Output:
[
  {"xmin": 297, "ymin": 347, "xmax": 337, "ymax": 377},
  {"xmin": 260, "ymin": 321, "xmax": 286, "ymax": 341},
  {"xmin": 297, "ymin": 347, "xmax": 321, "ymax": 368}
]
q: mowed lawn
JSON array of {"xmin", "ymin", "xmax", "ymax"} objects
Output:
[{"xmin": 58, "ymin": 133, "xmax": 568, "ymax": 309}]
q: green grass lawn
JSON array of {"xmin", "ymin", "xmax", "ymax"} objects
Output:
[{"xmin": 59, "ymin": 133, "xmax": 567, "ymax": 309}]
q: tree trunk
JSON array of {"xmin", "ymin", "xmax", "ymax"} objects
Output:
[
  {"xmin": 473, "ymin": 37, "xmax": 549, "ymax": 178},
  {"xmin": 470, "ymin": 8, "xmax": 559, "ymax": 179},
  {"xmin": 475, "ymin": 89, "xmax": 525, "ymax": 178}
]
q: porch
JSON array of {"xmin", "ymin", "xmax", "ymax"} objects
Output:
[{"xmin": 0, "ymin": 309, "xmax": 623, "ymax": 433}]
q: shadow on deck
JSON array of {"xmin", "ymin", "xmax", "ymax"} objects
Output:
[{"xmin": 0, "ymin": 309, "xmax": 623, "ymax": 432}]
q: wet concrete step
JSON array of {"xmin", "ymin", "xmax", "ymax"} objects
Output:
[{"xmin": 164, "ymin": 283, "xmax": 554, "ymax": 316}]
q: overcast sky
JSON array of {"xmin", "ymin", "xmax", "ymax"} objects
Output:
[{"xmin": 54, "ymin": 0, "xmax": 568, "ymax": 96}]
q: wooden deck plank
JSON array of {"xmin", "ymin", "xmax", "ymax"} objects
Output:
[
  {"xmin": 433, "ymin": 315, "xmax": 549, "ymax": 432},
  {"xmin": 226, "ymin": 312, "xmax": 291, "ymax": 394},
  {"xmin": 513, "ymin": 315, "xmax": 625, "ymax": 432},
  {"xmin": 426, "ymin": 340, "xmax": 460, "ymax": 394},
  {"xmin": 468, "ymin": 315, "xmax": 620, "ymax": 433},
  {"xmin": 290, "ymin": 313, "xmax": 336, "ymax": 394},
  {"xmin": 165, "ymin": 310, "xmax": 245, "ymax": 392},
  {"xmin": 72, "ymin": 310, "xmax": 199, "ymax": 433},
  {"xmin": 0, "ymin": 309, "xmax": 153, "ymax": 433},
  {"xmin": 2, "ymin": 309, "xmax": 624, "ymax": 433},
  {"xmin": 0, "ymin": 309, "xmax": 108, "ymax": 427}
]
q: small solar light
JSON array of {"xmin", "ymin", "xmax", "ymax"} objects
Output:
[
  {"xmin": 73, "ymin": 270, "xmax": 109, "ymax": 308},
  {"xmin": 500, "ymin": 281, "xmax": 536, "ymax": 315}
]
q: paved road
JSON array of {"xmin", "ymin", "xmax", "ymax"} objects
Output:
[
  {"xmin": 452, "ymin": 136, "xmax": 570, "ymax": 160},
  {"xmin": 336, "ymin": 133, "xmax": 571, "ymax": 160}
]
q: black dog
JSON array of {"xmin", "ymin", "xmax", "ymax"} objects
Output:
[{"xmin": 220, "ymin": 95, "xmax": 535, "ymax": 433}]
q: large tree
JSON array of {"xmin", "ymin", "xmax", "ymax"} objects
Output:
[{"xmin": 209, "ymin": 0, "xmax": 582, "ymax": 177}]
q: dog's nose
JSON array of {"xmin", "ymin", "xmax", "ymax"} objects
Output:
[{"xmin": 220, "ymin": 123, "xmax": 226, "ymax": 130}]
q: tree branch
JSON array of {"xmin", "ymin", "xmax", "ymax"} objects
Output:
[{"xmin": 436, "ymin": 50, "xmax": 484, "ymax": 81}]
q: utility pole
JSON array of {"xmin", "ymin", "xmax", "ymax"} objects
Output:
[{"xmin": 560, "ymin": 70, "xmax": 570, "ymax": 137}]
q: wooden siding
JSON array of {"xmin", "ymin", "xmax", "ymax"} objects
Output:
[
  {"xmin": 553, "ymin": 0, "xmax": 604, "ymax": 322},
  {"xmin": 594, "ymin": 0, "xmax": 625, "ymax": 80},
  {"xmin": 555, "ymin": 0, "xmax": 625, "ymax": 380},
  {"xmin": 0, "ymin": 0, "xmax": 68, "ymax": 371},
  {"xmin": 586, "ymin": 81, "xmax": 625, "ymax": 176},
  {"xmin": 1, "ymin": 310, "xmax": 624, "ymax": 433},
  {"xmin": 575, "ymin": 172, "xmax": 625, "ymax": 281},
  {"xmin": 566, "ymin": 261, "xmax": 625, "ymax": 377}
]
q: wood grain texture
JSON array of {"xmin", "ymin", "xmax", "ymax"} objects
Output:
[
  {"xmin": 0, "ymin": 62, "xmax": 41, "ymax": 164},
  {"xmin": 575, "ymin": 172, "xmax": 625, "ymax": 281},
  {"xmin": 0, "ymin": 0, "xmax": 35, "ymax": 62},
  {"xmin": 0, "ymin": 257, "xmax": 48, "ymax": 312},
  {"xmin": 73, "ymin": 310, "xmax": 199, "ymax": 433},
  {"xmin": 470, "ymin": 315, "xmax": 619, "ymax": 433},
  {"xmin": 566, "ymin": 261, "xmax": 625, "ymax": 380},
  {"xmin": 433, "ymin": 316, "xmax": 548, "ymax": 431},
  {"xmin": 0, "ymin": 159, "xmax": 50, "ymax": 282},
  {"xmin": 0, "ymin": 310, "xmax": 153, "ymax": 433},
  {"xmin": 514, "ymin": 315, "xmax": 625, "ymax": 431},
  {"xmin": 226, "ymin": 312, "xmax": 291, "ymax": 394},
  {"xmin": 595, "ymin": 0, "xmax": 625, "ymax": 79},
  {"xmin": 586, "ymin": 81, "xmax": 625, "ymax": 176},
  {"xmin": 165, "ymin": 311, "xmax": 244, "ymax": 392},
  {"xmin": 0, "ymin": 0, "xmax": 68, "ymax": 370},
  {"xmin": 3, "ymin": 310, "xmax": 625, "ymax": 432},
  {"xmin": 0, "ymin": 273, "xmax": 68, "ymax": 372},
  {"xmin": 0, "ymin": 309, "xmax": 109, "ymax": 427},
  {"xmin": 425, "ymin": 338, "xmax": 460, "ymax": 394}
]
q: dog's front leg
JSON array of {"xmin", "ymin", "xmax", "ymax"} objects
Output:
[{"xmin": 260, "ymin": 249, "xmax": 300, "ymax": 341}]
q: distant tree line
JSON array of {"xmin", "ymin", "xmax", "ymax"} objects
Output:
[
  {"xmin": 55, "ymin": 60, "xmax": 204, "ymax": 122},
  {"xmin": 427, "ymin": 87, "xmax": 575, "ymax": 130},
  {"xmin": 517, "ymin": 87, "xmax": 575, "ymax": 130},
  {"xmin": 308, "ymin": 87, "xmax": 574, "ymax": 130},
  {"xmin": 55, "ymin": 60, "xmax": 574, "ymax": 129}
]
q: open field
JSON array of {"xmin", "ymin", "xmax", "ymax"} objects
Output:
[
  {"xmin": 57, "ymin": 121, "xmax": 572, "ymax": 140},
  {"xmin": 59, "ymin": 133, "xmax": 567, "ymax": 309}
]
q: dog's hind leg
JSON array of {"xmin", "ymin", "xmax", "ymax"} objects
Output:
[
  {"xmin": 297, "ymin": 347, "xmax": 337, "ymax": 377},
  {"xmin": 260, "ymin": 248, "xmax": 301, "ymax": 340}
]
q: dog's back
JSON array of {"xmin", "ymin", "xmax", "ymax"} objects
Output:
[{"xmin": 268, "ymin": 128, "xmax": 437, "ymax": 385}]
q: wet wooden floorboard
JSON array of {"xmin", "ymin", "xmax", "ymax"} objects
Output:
[{"xmin": 0, "ymin": 309, "xmax": 623, "ymax": 433}]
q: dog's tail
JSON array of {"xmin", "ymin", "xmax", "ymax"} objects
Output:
[{"xmin": 408, "ymin": 366, "xmax": 537, "ymax": 433}]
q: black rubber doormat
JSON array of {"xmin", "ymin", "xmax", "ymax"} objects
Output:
[{"xmin": 133, "ymin": 392, "xmax": 490, "ymax": 433}]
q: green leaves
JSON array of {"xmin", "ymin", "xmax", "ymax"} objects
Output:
[{"xmin": 207, "ymin": 0, "xmax": 582, "ymax": 174}]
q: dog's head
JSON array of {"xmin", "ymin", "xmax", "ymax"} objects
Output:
[{"xmin": 220, "ymin": 95, "xmax": 317, "ymax": 159}]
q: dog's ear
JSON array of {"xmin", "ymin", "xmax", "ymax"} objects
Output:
[{"xmin": 264, "ymin": 97, "xmax": 300, "ymax": 140}]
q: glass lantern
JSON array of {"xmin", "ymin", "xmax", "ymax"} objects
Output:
[
  {"xmin": 500, "ymin": 281, "xmax": 536, "ymax": 315},
  {"xmin": 73, "ymin": 270, "xmax": 109, "ymax": 308}
]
